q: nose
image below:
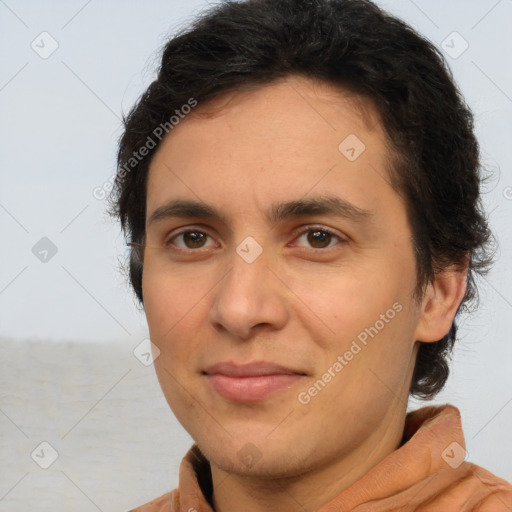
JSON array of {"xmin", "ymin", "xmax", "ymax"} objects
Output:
[{"xmin": 208, "ymin": 247, "xmax": 290, "ymax": 341}]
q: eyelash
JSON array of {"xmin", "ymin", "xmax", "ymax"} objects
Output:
[{"xmin": 164, "ymin": 226, "xmax": 346, "ymax": 252}]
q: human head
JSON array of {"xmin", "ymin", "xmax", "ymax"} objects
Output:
[{"xmin": 109, "ymin": 0, "xmax": 493, "ymax": 402}]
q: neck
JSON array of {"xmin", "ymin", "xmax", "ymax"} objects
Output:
[{"xmin": 210, "ymin": 399, "xmax": 408, "ymax": 512}]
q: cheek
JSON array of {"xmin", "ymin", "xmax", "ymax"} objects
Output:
[
  {"xmin": 143, "ymin": 269, "xmax": 204, "ymax": 417},
  {"xmin": 142, "ymin": 266, "xmax": 188, "ymax": 354},
  {"xmin": 288, "ymin": 264, "xmax": 399, "ymax": 346},
  {"xmin": 142, "ymin": 264, "xmax": 212, "ymax": 372},
  {"xmin": 143, "ymin": 252, "xmax": 196, "ymax": 325},
  {"xmin": 289, "ymin": 259, "xmax": 416, "ymax": 385}
]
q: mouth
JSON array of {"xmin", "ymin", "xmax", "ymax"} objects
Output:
[{"xmin": 202, "ymin": 361, "xmax": 307, "ymax": 402}]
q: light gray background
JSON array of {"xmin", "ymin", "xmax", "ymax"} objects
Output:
[{"xmin": 1, "ymin": 0, "xmax": 511, "ymax": 510}]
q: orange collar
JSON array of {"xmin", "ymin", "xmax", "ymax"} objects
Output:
[{"xmin": 132, "ymin": 404, "xmax": 512, "ymax": 511}]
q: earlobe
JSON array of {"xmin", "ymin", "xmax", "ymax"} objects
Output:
[{"xmin": 413, "ymin": 265, "xmax": 468, "ymax": 343}]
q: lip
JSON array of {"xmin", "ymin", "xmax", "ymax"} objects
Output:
[{"xmin": 203, "ymin": 362, "xmax": 307, "ymax": 402}]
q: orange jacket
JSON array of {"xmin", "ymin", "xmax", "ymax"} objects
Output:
[{"xmin": 130, "ymin": 405, "xmax": 512, "ymax": 511}]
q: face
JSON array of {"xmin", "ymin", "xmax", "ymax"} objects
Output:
[{"xmin": 142, "ymin": 75, "xmax": 426, "ymax": 479}]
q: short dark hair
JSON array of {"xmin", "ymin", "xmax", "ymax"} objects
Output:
[{"xmin": 109, "ymin": 0, "xmax": 494, "ymax": 399}]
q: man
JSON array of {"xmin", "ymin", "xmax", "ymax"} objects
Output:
[{"xmin": 109, "ymin": 0, "xmax": 512, "ymax": 510}]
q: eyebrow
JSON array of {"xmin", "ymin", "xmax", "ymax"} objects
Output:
[{"xmin": 147, "ymin": 196, "xmax": 373, "ymax": 227}]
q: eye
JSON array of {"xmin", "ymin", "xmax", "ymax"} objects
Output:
[
  {"xmin": 293, "ymin": 227, "xmax": 345, "ymax": 249},
  {"xmin": 166, "ymin": 230, "xmax": 217, "ymax": 250}
]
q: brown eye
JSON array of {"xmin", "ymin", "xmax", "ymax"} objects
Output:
[
  {"xmin": 182, "ymin": 231, "xmax": 207, "ymax": 248},
  {"xmin": 167, "ymin": 230, "xmax": 215, "ymax": 250},
  {"xmin": 307, "ymin": 230, "xmax": 332, "ymax": 248},
  {"xmin": 293, "ymin": 227, "xmax": 345, "ymax": 250}
]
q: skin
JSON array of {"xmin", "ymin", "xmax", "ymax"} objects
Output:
[{"xmin": 141, "ymin": 75, "xmax": 467, "ymax": 512}]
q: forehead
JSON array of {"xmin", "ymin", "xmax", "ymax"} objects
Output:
[
  {"xmin": 145, "ymin": 75, "xmax": 394, "ymax": 221},
  {"xmin": 190, "ymin": 75, "xmax": 381, "ymax": 131}
]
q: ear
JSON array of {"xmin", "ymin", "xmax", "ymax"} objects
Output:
[{"xmin": 413, "ymin": 263, "xmax": 468, "ymax": 343}]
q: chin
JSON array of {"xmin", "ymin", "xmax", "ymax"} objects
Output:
[{"xmin": 195, "ymin": 431, "xmax": 317, "ymax": 479}]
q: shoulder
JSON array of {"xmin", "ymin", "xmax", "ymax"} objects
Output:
[
  {"xmin": 424, "ymin": 462, "xmax": 512, "ymax": 511},
  {"xmin": 127, "ymin": 491, "xmax": 175, "ymax": 512},
  {"xmin": 464, "ymin": 463, "xmax": 512, "ymax": 510}
]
